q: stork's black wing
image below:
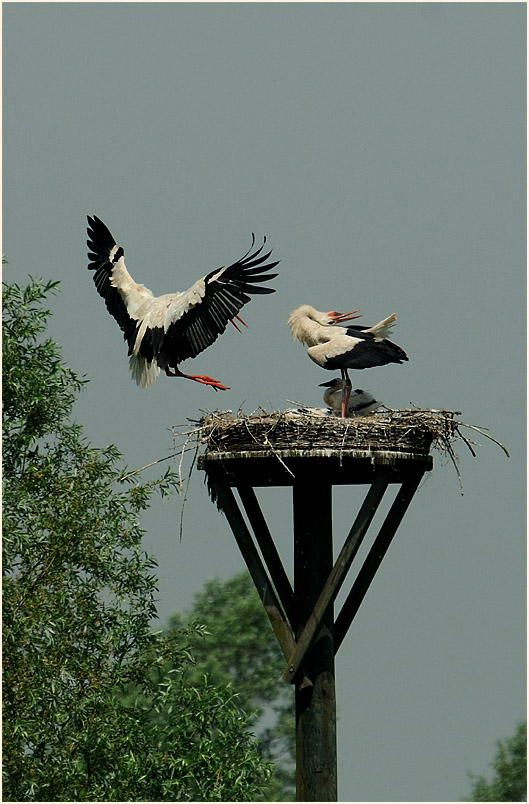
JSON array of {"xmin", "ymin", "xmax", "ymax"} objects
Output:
[
  {"xmin": 161, "ymin": 235, "xmax": 279, "ymax": 365},
  {"xmin": 336, "ymin": 325, "xmax": 409, "ymax": 368},
  {"xmin": 86, "ymin": 215, "xmax": 133, "ymax": 333}
]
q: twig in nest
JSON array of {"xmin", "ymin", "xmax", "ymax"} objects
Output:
[
  {"xmin": 242, "ymin": 414, "xmax": 295, "ymax": 477},
  {"xmin": 455, "ymin": 421, "xmax": 510, "ymax": 458}
]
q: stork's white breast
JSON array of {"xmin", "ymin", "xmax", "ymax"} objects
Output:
[{"xmin": 131, "ymin": 281, "xmax": 207, "ymax": 355}]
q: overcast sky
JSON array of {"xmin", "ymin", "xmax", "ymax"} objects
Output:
[{"xmin": 3, "ymin": 2, "xmax": 526, "ymax": 801}]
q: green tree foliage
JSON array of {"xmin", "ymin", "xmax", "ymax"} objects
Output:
[
  {"xmin": 3, "ymin": 277, "xmax": 271, "ymax": 801},
  {"xmin": 166, "ymin": 572, "xmax": 296, "ymax": 800},
  {"xmin": 464, "ymin": 722, "xmax": 526, "ymax": 802}
]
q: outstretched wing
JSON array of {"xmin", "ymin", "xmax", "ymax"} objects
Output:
[
  {"xmin": 161, "ymin": 235, "xmax": 279, "ymax": 364},
  {"xmin": 87, "ymin": 215, "xmax": 153, "ymax": 334}
]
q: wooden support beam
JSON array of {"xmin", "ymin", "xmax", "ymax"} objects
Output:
[
  {"xmin": 207, "ymin": 471, "xmax": 312, "ymax": 689},
  {"xmin": 283, "ymin": 469, "xmax": 391, "ymax": 683},
  {"xmin": 334, "ymin": 471, "xmax": 424, "ymax": 652},
  {"xmin": 293, "ymin": 478, "xmax": 337, "ymax": 802},
  {"xmin": 236, "ymin": 484, "xmax": 295, "ymax": 626}
]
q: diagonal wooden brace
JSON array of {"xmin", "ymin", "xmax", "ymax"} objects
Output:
[
  {"xmin": 282, "ymin": 469, "xmax": 391, "ymax": 683},
  {"xmin": 236, "ymin": 484, "xmax": 295, "ymax": 626},
  {"xmin": 334, "ymin": 470, "xmax": 425, "ymax": 652},
  {"xmin": 207, "ymin": 471, "xmax": 312, "ymax": 689}
]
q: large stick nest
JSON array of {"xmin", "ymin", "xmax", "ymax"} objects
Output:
[
  {"xmin": 119, "ymin": 408, "xmax": 509, "ymax": 520},
  {"xmin": 198, "ymin": 407, "xmax": 458, "ymax": 457},
  {"xmin": 165, "ymin": 406, "xmax": 508, "ymax": 496}
]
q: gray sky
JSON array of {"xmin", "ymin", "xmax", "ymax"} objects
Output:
[{"xmin": 3, "ymin": 3, "xmax": 526, "ymax": 801}]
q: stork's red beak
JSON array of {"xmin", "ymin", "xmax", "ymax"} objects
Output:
[{"xmin": 328, "ymin": 309, "xmax": 362, "ymax": 324}]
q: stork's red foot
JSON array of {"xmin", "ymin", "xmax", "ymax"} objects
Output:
[
  {"xmin": 190, "ymin": 374, "xmax": 230, "ymax": 391},
  {"xmin": 165, "ymin": 367, "xmax": 230, "ymax": 390}
]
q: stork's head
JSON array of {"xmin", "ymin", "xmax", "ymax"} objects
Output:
[
  {"xmin": 319, "ymin": 378, "xmax": 343, "ymax": 390},
  {"xmin": 287, "ymin": 304, "xmax": 361, "ymax": 342},
  {"xmin": 319, "ymin": 378, "xmax": 367, "ymax": 393}
]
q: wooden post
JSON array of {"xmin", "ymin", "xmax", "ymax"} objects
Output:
[{"xmin": 293, "ymin": 477, "xmax": 337, "ymax": 802}]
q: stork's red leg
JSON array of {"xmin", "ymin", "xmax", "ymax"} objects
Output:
[
  {"xmin": 341, "ymin": 369, "xmax": 352, "ymax": 418},
  {"xmin": 230, "ymin": 314, "xmax": 248, "ymax": 333},
  {"xmin": 165, "ymin": 367, "xmax": 230, "ymax": 391}
]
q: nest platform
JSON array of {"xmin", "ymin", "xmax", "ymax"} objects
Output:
[{"xmin": 196, "ymin": 408, "xmax": 461, "ymax": 486}]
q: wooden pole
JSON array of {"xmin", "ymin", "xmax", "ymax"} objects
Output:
[{"xmin": 293, "ymin": 477, "xmax": 337, "ymax": 802}]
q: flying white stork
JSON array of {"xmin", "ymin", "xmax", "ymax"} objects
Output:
[
  {"xmin": 287, "ymin": 304, "xmax": 408, "ymax": 417},
  {"xmin": 320, "ymin": 379, "xmax": 381, "ymax": 416},
  {"xmin": 87, "ymin": 216, "xmax": 279, "ymax": 389}
]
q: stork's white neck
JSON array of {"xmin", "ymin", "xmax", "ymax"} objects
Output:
[{"xmin": 287, "ymin": 305, "xmax": 332, "ymax": 346}]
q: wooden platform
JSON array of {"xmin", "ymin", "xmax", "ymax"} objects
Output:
[{"xmin": 199, "ymin": 447, "xmax": 432, "ymax": 486}]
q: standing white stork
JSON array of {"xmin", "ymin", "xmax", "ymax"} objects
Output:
[
  {"xmin": 87, "ymin": 216, "xmax": 279, "ymax": 389},
  {"xmin": 287, "ymin": 304, "xmax": 408, "ymax": 417},
  {"xmin": 320, "ymin": 379, "xmax": 382, "ymax": 416}
]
